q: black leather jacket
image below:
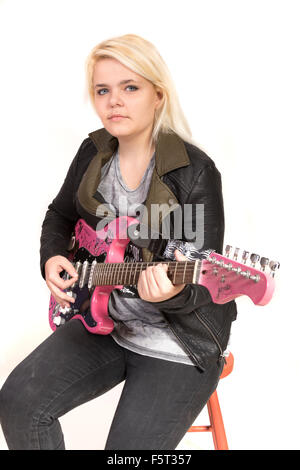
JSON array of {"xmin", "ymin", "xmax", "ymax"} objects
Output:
[{"xmin": 40, "ymin": 128, "xmax": 237, "ymax": 372}]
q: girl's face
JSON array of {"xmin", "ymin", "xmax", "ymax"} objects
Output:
[{"xmin": 92, "ymin": 58, "xmax": 162, "ymax": 140}]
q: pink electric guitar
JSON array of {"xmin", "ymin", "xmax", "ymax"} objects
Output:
[{"xmin": 48, "ymin": 217, "xmax": 279, "ymax": 335}]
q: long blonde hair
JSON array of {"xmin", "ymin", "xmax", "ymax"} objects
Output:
[{"xmin": 85, "ymin": 33, "xmax": 200, "ymax": 147}]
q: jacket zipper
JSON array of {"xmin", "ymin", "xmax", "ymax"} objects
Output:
[
  {"xmin": 164, "ymin": 318, "xmax": 205, "ymax": 370},
  {"xmin": 194, "ymin": 311, "xmax": 227, "ymax": 364}
]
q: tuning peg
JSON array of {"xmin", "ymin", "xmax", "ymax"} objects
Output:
[
  {"xmin": 269, "ymin": 260, "xmax": 280, "ymax": 277},
  {"xmin": 260, "ymin": 257, "xmax": 269, "ymax": 271},
  {"xmin": 250, "ymin": 253, "xmax": 260, "ymax": 267},
  {"xmin": 233, "ymin": 247, "xmax": 240, "ymax": 261},
  {"xmin": 242, "ymin": 250, "xmax": 249, "ymax": 264},
  {"xmin": 225, "ymin": 245, "xmax": 232, "ymax": 257}
]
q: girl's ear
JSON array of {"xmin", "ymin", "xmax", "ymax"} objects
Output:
[{"xmin": 155, "ymin": 87, "xmax": 164, "ymax": 109}]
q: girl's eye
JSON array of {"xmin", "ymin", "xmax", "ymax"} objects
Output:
[
  {"xmin": 97, "ymin": 85, "xmax": 138, "ymax": 95},
  {"xmin": 126, "ymin": 85, "xmax": 138, "ymax": 91}
]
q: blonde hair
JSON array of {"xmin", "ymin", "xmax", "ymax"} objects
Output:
[{"xmin": 85, "ymin": 33, "xmax": 201, "ymax": 147}]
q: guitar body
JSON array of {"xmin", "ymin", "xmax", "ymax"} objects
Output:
[{"xmin": 49, "ymin": 216, "xmax": 138, "ymax": 335}]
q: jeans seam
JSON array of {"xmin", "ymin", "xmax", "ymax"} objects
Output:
[{"xmin": 31, "ymin": 355, "xmax": 124, "ymax": 450}]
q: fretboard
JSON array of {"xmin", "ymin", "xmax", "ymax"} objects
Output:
[{"xmin": 91, "ymin": 260, "xmax": 200, "ymax": 287}]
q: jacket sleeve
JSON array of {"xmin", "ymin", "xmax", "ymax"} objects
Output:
[
  {"xmin": 151, "ymin": 163, "xmax": 225, "ymax": 315},
  {"xmin": 39, "ymin": 140, "xmax": 88, "ymax": 280}
]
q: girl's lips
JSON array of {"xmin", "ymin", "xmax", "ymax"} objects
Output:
[{"xmin": 110, "ymin": 116, "xmax": 127, "ymax": 121}]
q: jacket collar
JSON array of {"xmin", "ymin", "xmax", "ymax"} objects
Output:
[{"xmin": 88, "ymin": 126, "xmax": 190, "ymax": 176}]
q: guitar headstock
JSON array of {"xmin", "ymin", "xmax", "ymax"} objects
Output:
[{"xmin": 198, "ymin": 245, "xmax": 279, "ymax": 305}]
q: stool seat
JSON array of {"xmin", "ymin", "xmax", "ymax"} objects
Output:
[
  {"xmin": 220, "ymin": 352, "xmax": 234, "ymax": 379},
  {"xmin": 187, "ymin": 352, "xmax": 234, "ymax": 450}
]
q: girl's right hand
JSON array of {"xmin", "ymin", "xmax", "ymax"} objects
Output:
[{"xmin": 45, "ymin": 255, "xmax": 78, "ymax": 309}]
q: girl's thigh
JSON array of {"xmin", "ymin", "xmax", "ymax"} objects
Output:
[
  {"xmin": 0, "ymin": 320, "xmax": 126, "ymax": 449},
  {"xmin": 105, "ymin": 350, "xmax": 222, "ymax": 450}
]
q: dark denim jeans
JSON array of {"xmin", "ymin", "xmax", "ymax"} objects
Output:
[{"xmin": 0, "ymin": 319, "xmax": 223, "ymax": 450}]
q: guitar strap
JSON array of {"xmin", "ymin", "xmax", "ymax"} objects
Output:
[{"xmin": 128, "ymin": 221, "xmax": 215, "ymax": 262}]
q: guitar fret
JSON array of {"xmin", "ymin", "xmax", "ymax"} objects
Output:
[
  {"xmin": 134, "ymin": 262, "xmax": 138, "ymax": 285},
  {"xmin": 109, "ymin": 263, "xmax": 112, "ymax": 285},
  {"xmin": 125, "ymin": 263, "xmax": 129, "ymax": 285},
  {"xmin": 174, "ymin": 261, "xmax": 178, "ymax": 284},
  {"xmin": 113, "ymin": 262, "xmax": 117, "ymax": 286},
  {"xmin": 100, "ymin": 264, "xmax": 104, "ymax": 286},
  {"xmin": 103, "ymin": 264, "xmax": 106, "ymax": 285},
  {"xmin": 104, "ymin": 263, "xmax": 107, "ymax": 285},
  {"xmin": 107, "ymin": 264, "xmax": 109, "ymax": 285},
  {"xmin": 111, "ymin": 263, "xmax": 115, "ymax": 285},
  {"xmin": 128, "ymin": 263, "xmax": 133, "ymax": 285},
  {"xmin": 108, "ymin": 263, "xmax": 111, "ymax": 285},
  {"xmin": 122, "ymin": 263, "xmax": 126, "ymax": 285},
  {"xmin": 124, "ymin": 263, "xmax": 128, "ymax": 285},
  {"xmin": 93, "ymin": 266, "xmax": 97, "ymax": 286},
  {"xmin": 100, "ymin": 264, "xmax": 104, "ymax": 285},
  {"xmin": 183, "ymin": 261, "xmax": 187, "ymax": 283},
  {"xmin": 118, "ymin": 263, "xmax": 121, "ymax": 285},
  {"xmin": 127, "ymin": 263, "xmax": 132, "ymax": 285}
]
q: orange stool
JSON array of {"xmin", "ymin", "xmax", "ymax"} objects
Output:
[{"xmin": 188, "ymin": 352, "xmax": 234, "ymax": 450}]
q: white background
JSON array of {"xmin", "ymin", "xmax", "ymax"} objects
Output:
[{"xmin": 0, "ymin": 0, "xmax": 298, "ymax": 450}]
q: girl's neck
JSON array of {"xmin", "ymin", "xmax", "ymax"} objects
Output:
[{"xmin": 117, "ymin": 131, "xmax": 155, "ymax": 164}]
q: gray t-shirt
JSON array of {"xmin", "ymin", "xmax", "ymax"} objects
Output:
[{"xmin": 96, "ymin": 146, "xmax": 194, "ymax": 366}]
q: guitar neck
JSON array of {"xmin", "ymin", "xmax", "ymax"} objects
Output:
[{"xmin": 91, "ymin": 260, "xmax": 200, "ymax": 287}]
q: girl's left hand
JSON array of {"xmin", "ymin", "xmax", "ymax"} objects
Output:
[{"xmin": 137, "ymin": 249, "xmax": 188, "ymax": 302}]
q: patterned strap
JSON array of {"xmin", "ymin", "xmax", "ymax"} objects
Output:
[{"xmin": 162, "ymin": 240, "xmax": 215, "ymax": 261}]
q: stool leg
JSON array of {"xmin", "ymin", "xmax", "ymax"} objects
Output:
[{"xmin": 207, "ymin": 390, "xmax": 229, "ymax": 450}]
